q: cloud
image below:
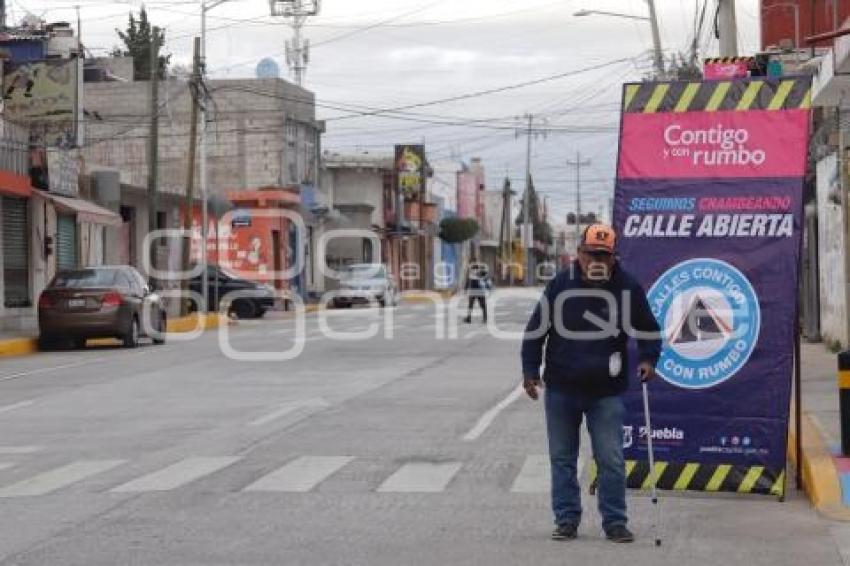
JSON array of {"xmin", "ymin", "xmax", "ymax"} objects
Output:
[{"xmin": 387, "ymin": 47, "xmax": 481, "ymax": 67}]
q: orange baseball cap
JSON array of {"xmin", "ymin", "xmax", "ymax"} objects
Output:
[{"xmin": 581, "ymin": 223, "xmax": 617, "ymax": 253}]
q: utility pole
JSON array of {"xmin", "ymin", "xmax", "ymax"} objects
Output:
[
  {"xmin": 517, "ymin": 113, "xmax": 547, "ymax": 286},
  {"xmin": 498, "ymin": 176, "xmax": 514, "ymax": 286},
  {"xmin": 271, "ymin": 0, "xmax": 321, "ymax": 87},
  {"xmin": 566, "ymin": 152, "xmax": 592, "ymax": 253},
  {"xmin": 717, "ymin": 0, "xmax": 739, "ymax": 57},
  {"xmin": 182, "ymin": 38, "xmax": 201, "ymax": 316},
  {"xmin": 76, "ymin": 5, "xmax": 82, "ymax": 52},
  {"xmin": 147, "ymin": 27, "xmax": 161, "ymax": 285},
  {"xmin": 646, "ymin": 0, "xmax": 665, "ymax": 79},
  {"xmin": 0, "ymin": 0, "xmax": 6, "ymax": 29},
  {"xmin": 200, "ymin": 0, "xmax": 232, "ymax": 314}
]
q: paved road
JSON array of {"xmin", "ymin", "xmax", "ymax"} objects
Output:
[{"xmin": 0, "ymin": 297, "xmax": 847, "ymax": 565}]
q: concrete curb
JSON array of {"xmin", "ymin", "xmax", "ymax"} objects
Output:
[
  {"xmin": 0, "ymin": 313, "xmax": 230, "ymax": 359},
  {"xmin": 790, "ymin": 412, "xmax": 850, "ymax": 521}
]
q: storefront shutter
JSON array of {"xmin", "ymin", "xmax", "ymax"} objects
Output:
[
  {"xmin": 56, "ymin": 214, "xmax": 77, "ymax": 271},
  {"xmin": 2, "ymin": 196, "xmax": 30, "ymax": 307}
]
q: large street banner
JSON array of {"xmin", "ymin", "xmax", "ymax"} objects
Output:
[{"xmin": 610, "ymin": 77, "xmax": 812, "ymax": 497}]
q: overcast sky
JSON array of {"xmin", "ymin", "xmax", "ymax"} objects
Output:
[{"xmin": 21, "ymin": 0, "xmax": 761, "ymax": 226}]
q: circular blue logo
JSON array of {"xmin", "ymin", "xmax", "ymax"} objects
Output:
[{"xmin": 647, "ymin": 258, "xmax": 760, "ymax": 389}]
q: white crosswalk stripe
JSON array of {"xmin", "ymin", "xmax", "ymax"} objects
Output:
[
  {"xmin": 510, "ymin": 455, "xmax": 550, "ymax": 493},
  {"xmin": 377, "ymin": 462, "xmax": 462, "ymax": 493},
  {"xmin": 244, "ymin": 456, "xmax": 353, "ymax": 492},
  {"xmin": 0, "ymin": 460, "xmax": 125, "ymax": 497},
  {"xmin": 0, "ymin": 454, "xmax": 593, "ymax": 496},
  {"xmin": 111, "ymin": 457, "xmax": 239, "ymax": 493}
]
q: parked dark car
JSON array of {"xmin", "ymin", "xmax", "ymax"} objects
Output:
[
  {"xmin": 38, "ymin": 266, "xmax": 167, "ymax": 349},
  {"xmin": 188, "ymin": 265, "xmax": 276, "ymax": 319}
]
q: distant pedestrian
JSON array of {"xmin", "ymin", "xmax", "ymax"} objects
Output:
[
  {"xmin": 521, "ymin": 223, "xmax": 661, "ymax": 543},
  {"xmin": 463, "ymin": 264, "xmax": 490, "ymax": 323}
]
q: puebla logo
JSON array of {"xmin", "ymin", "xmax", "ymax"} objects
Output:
[{"xmin": 647, "ymin": 258, "xmax": 760, "ymax": 389}]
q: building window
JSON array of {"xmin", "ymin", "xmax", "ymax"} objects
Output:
[{"xmin": 2, "ymin": 196, "xmax": 30, "ymax": 308}]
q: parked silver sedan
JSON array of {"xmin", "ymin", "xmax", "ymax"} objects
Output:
[{"xmin": 333, "ymin": 263, "xmax": 399, "ymax": 308}]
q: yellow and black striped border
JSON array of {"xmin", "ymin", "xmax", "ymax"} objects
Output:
[
  {"xmin": 704, "ymin": 56, "xmax": 755, "ymax": 65},
  {"xmin": 589, "ymin": 460, "xmax": 785, "ymax": 497},
  {"xmin": 623, "ymin": 78, "xmax": 812, "ymax": 114}
]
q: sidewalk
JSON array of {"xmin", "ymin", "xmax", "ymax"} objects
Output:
[{"xmin": 799, "ymin": 342, "xmax": 850, "ymax": 520}]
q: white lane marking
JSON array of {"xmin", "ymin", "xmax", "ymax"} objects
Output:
[
  {"xmin": 248, "ymin": 398, "xmax": 329, "ymax": 427},
  {"xmin": 377, "ymin": 462, "xmax": 462, "ymax": 493},
  {"xmin": 111, "ymin": 457, "xmax": 239, "ymax": 493},
  {"xmin": 272, "ymin": 328, "xmax": 295, "ymax": 335},
  {"xmin": 0, "ymin": 400, "xmax": 34, "ymax": 416},
  {"xmin": 0, "ymin": 446, "xmax": 42, "ymax": 455},
  {"xmin": 244, "ymin": 456, "xmax": 353, "ymax": 492},
  {"xmin": 0, "ymin": 358, "xmax": 108, "ymax": 381},
  {"xmin": 510, "ymin": 454, "xmax": 586, "ymax": 493},
  {"xmin": 0, "ymin": 460, "xmax": 125, "ymax": 497},
  {"xmin": 462, "ymin": 385, "xmax": 524, "ymax": 441},
  {"xmin": 0, "ymin": 349, "xmax": 152, "ymax": 382}
]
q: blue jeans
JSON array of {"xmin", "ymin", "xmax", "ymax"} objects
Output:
[{"xmin": 544, "ymin": 387, "xmax": 627, "ymax": 529}]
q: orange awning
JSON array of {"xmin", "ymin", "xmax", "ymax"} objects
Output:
[{"xmin": 0, "ymin": 170, "xmax": 33, "ymax": 198}]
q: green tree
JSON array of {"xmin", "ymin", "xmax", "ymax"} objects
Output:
[
  {"xmin": 439, "ymin": 218, "xmax": 479, "ymax": 243},
  {"xmin": 112, "ymin": 8, "xmax": 171, "ymax": 80},
  {"xmin": 515, "ymin": 175, "xmax": 553, "ymax": 246}
]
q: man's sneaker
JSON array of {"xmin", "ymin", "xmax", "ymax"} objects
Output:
[
  {"xmin": 551, "ymin": 523, "xmax": 578, "ymax": 541},
  {"xmin": 604, "ymin": 525, "xmax": 634, "ymax": 543}
]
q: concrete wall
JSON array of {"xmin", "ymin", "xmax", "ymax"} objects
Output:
[
  {"xmin": 329, "ymin": 169, "xmax": 385, "ymax": 228},
  {"xmin": 816, "ymin": 153, "xmax": 848, "ymax": 347},
  {"xmin": 83, "ymin": 78, "xmax": 319, "ymax": 198}
]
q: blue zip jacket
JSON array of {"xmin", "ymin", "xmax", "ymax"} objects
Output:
[{"xmin": 521, "ymin": 261, "xmax": 662, "ymax": 397}]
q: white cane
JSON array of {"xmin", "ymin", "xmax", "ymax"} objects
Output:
[{"xmin": 641, "ymin": 380, "xmax": 662, "ymax": 547}]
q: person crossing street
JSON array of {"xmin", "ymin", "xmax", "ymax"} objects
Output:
[{"xmin": 464, "ymin": 264, "xmax": 491, "ymax": 323}]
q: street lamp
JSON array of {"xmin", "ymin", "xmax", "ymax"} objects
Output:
[
  {"xmin": 762, "ymin": 2, "xmax": 801, "ymax": 63},
  {"xmin": 574, "ymin": 2, "xmax": 665, "ymax": 80}
]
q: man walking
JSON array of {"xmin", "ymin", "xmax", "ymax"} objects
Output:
[
  {"xmin": 463, "ymin": 264, "xmax": 490, "ymax": 323},
  {"xmin": 521, "ymin": 224, "xmax": 661, "ymax": 543}
]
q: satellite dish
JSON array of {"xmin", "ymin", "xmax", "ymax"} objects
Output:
[{"xmin": 256, "ymin": 57, "xmax": 281, "ymax": 79}]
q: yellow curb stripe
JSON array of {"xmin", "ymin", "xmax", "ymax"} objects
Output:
[
  {"xmin": 673, "ymin": 463, "xmax": 699, "ymax": 490},
  {"xmin": 0, "ymin": 338, "xmax": 38, "ymax": 358},
  {"xmin": 736, "ymin": 80, "xmax": 763, "ymax": 110},
  {"xmin": 674, "ymin": 83, "xmax": 700, "ymax": 112},
  {"xmin": 768, "ymin": 80, "xmax": 795, "ymax": 110},
  {"xmin": 706, "ymin": 82, "xmax": 731, "ymax": 111},
  {"xmin": 644, "ymin": 84, "xmax": 670, "ymax": 113},
  {"xmin": 739, "ymin": 465, "xmax": 764, "ymax": 493},
  {"xmin": 706, "ymin": 464, "xmax": 732, "ymax": 491},
  {"xmin": 166, "ymin": 313, "xmax": 224, "ymax": 333}
]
